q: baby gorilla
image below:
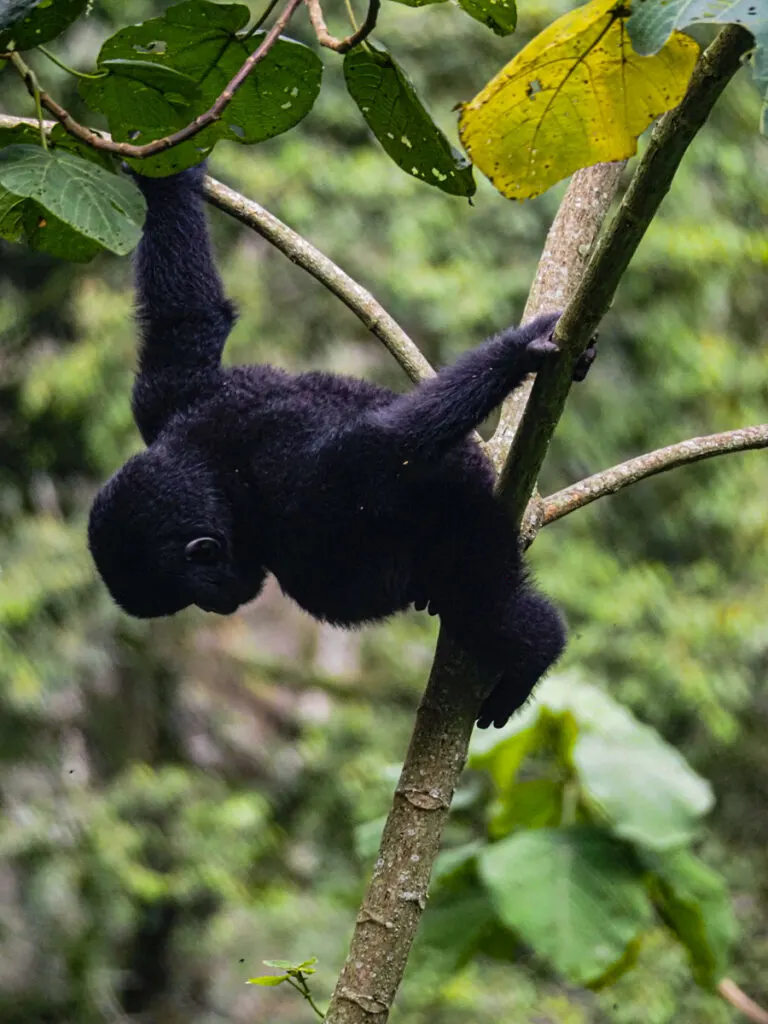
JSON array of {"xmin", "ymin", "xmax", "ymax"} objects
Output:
[{"xmin": 88, "ymin": 166, "xmax": 595, "ymax": 728}]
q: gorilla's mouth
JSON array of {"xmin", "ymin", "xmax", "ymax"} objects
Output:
[{"xmin": 195, "ymin": 595, "xmax": 243, "ymax": 615}]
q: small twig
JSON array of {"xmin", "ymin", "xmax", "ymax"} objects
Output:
[
  {"xmin": 3, "ymin": 0, "xmax": 302, "ymax": 159},
  {"xmin": 204, "ymin": 175, "xmax": 434, "ymax": 384},
  {"xmin": 541, "ymin": 424, "xmax": 768, "ymax": 526},
  {"xmin": 304, "ymin": 0, "xmax": 380, "ymax": 53},
  {"xmin": 719, "ymin": 979, "xmax": 768, "ymax": 1024}
]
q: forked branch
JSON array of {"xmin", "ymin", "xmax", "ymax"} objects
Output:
[
  {"xmin": 304, "ymin": 0, "xmax": 380, "ymax": 52},
  {"xmin": 2, "ymin": 0, "xmax": 302, "ymax": 159}
]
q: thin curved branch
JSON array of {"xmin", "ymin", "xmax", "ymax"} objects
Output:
[
  {"xmin": 542, "ymin": 424, "xmax": 768, "ymax": 526},
  {"xmin": 719, "ymin": 979, "xmax": 768, "ymax": 1024},
  {"xmin": 204, "ymin": 176, "xmax": 433, "ymax": 384},
  {"xmin": 2, "ymin": 0, "xmax": 302, "ymax": 159},
  {"xmin": 0, "ymin": 114, "xmax": 430, "ymax": 384},
  {"xmin": 304, "ymin": 0, "xmax": 380, "ymax": 52}
]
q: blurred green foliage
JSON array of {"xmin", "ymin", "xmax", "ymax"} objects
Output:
[{"xmin": 0, "ymin": 1, "xmax": 767, "ymax": 1022}]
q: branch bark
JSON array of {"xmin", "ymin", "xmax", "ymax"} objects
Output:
[
  {"xmin": 2, "ymin": 0, "xmax": 302, "ymax": 159},
  {"xmin": 304, "ymin": 0, "xmax": 381, "ymax": 52},
  {"xmin": 542, "ymin": 424, "xmax": 768, "ymax": 526},
  {"xmin": 324, "ymin": 24, "xmax": 754, "ymax": 1024},
  {"xmin": 203, "ymin": 176, "xmax": 433, "ymax": 384}
]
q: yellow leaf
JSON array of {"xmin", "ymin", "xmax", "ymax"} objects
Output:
[{"xmin": 458, "ymin": 0, "xmax": 699, "ymax": 200}]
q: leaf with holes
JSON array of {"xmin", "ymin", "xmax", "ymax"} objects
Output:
[
  {"xmin": 0, "ymin": 125, "xmax": 107, "ymax": 260},
  {"xmin": 79, "ymin": 0, "xmax": 322, "ymax": 177},
  {"xmin": 628, "ymin": 0, "xmax": 766, "ymax": 130},
  {"xmin": 458, "ymin": 0, "xmax": 699, "ymax": 200},
  {"xmin": 0, "ymin": 146, "xmax": 145, "ymax": 255},
  {"xmin": 344, "ymin": 43, "xmax": 475, "ymax": 197},
  {"xmin": 479, "ymin": 827, "xmax": 653, "ymax": 986},
  {"xmin": 0, "ymin": 0, "xmax": 89, "ymax": 49},
  {"xmin": 457, "ymin": 0, "xmax": 516, "ymax": 37}
]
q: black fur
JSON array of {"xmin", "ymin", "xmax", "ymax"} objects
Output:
[{"xmin": 88, "ymin": 166, "xmax": 596, "ymax": 728}]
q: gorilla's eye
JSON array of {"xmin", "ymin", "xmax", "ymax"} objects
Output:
[{"xmin": 184, "ymin": 537, "xmax": 223, "ymax": 565}]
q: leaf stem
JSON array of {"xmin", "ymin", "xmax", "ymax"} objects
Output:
[
  {"xmin": 287, "ymin": 975, "xmax": 326, "ymax": 1019},
  {"xmin": 244, "ymin": 0, "xmax": 281, "ymax": 37},
  {"xmin": 37, "ymin": 45, "xmax": 107, "ymax": 80},
  {"xmin": 344, "ymin": 0, "xmax": 359, "ymax": 31}
]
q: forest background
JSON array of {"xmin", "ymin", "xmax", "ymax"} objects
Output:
[{"xmin": 0, "ymin": 0, "xmax": 767, "ymax": 1021}]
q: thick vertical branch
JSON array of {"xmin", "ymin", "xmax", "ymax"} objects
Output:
[
  {"xmin": 485, "ymin": 161, "xmax": 626, "ymax": 473},
  {"xmin": 324, "ymin": 25, "xmax": 754, "ymax": 1024}
]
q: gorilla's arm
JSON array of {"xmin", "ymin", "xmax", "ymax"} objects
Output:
[
  {"xmin": 361, "ymin": 315, "xmax": 595, "ymax": 464},
  {"xmin": 131, "ymin": 167, "xmax": 237, "ymax": 443}
]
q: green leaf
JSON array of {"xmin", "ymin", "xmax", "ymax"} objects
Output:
[
  {"xmin": 432, "ymin": 842, "xmax": 482, "ymax": 886},
  {"xmin": 627, "ymin": 0, "xmax": 766, "ymax": 130},
  {"xmin": 0, "ymin": 126, "xmax": 109, "ymax": 260},
  {"xmin": 489, "ymin": 778, "xmax": 563, "ymax": 836},
  {"xmin": 479, "ymin": 827, "xmax": 653, "ymax": 986},
  {"xmin": 645, "ymin": 849, "xmax": 737, "ymax": 989},
  {"xmin": 343, "ymin": 43, "xmax": 475, "ymax": 198},
  {"xmin": 470, "ymin": 704, "xmax": 579, "ymax": 793},
  {"xmin": 457, "ymin": 0, "xmax": 516, "ymax": 36},
  {"xmin": 573, "ymin": 729, "xmax": 713, "ymax": 851},
  {"xmin": 263, "ymin": 959, "xmax": 294, "ymax": 969},
  {"xmin": 79, "ymin": 0, "xmax": 323, "ymax": 177},
  {"xmin": 414, "ymin": 886, "xmax": 496, "ymax": 973},
  {"xmin": 0, "ymin": 0, "xmax": 88, "ymax": 49},
  {"xmin": 469, "ymin": 723, "xmax": 536, "ymax": 790},
  {"xmin": 98, "ymin": 59, "xmax": 201, "ymax": 102},
  {"xmin": 0, "ymin": 146, "xmax": 145, "ymax": 255},
  {"xmin": 247, "ymin": 974, "xmax": 289, "ymax": 986}
]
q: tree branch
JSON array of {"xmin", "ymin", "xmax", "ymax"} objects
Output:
[
  {"xmin": 203, "ymin": 176, "xmax": 433, "ymax": 384},
  {"xmin": 485, "ymin": 161, "xmax": 626, "ymax": 474},
  {"xmin": 304, "ymin": 0, "xmax": 380, "ymax": 52},
  {"xmin": 2, "ymin": 0, "xmax": 302, "ymax": 159},
  {"xmin": 324, "ymin": 25, "xmax": 754, "ymax": 1024},
  {"xmin": 719, "ymin": 979, "xmax": 768, "ymax": 1024},
  {"xmin": 542, "ymin": 424, "xmax": 768, "ymax": 526},
  {"xmin": 497, "ymin": 24, "xmax": 755, "ymax": 535}
]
